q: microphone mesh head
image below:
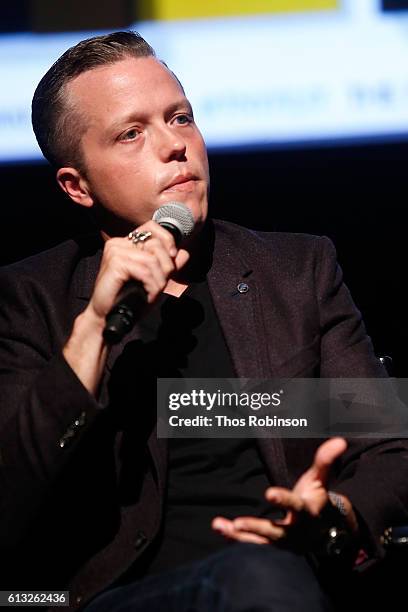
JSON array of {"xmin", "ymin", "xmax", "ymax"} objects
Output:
[{"xmin": 152, "ymin": 202, "xmax": 195, "ymax": 239}]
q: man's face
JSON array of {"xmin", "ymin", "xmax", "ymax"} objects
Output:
[{"xmin": 66, "ymin": 56, "xmax": 209, "ymax": 235}]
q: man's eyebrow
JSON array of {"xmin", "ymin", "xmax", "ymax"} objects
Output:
[{"xmin": 165, "ymin": 99, "xmax": 194, "ymax": 116}]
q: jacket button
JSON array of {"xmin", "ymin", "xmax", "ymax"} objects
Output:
[
  {"xmin": 75, "ymin": 595, "xmax": 83, "ymax": 605},
  {"xmin": 134, "ymin": 530, "xmax": 147, "ymax": 549},
  {"xmin": 58, "ymin": 427, "xmax": 75, "ymax": 448},
  {"xmin": 237, "ymin": 282, "xmax": 249, "ymax": 294},
  {"xmin": 74, "ymin": 411, "xmax": 87, "ymax": 428}
]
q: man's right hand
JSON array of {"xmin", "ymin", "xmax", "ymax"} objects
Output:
[{"xmin": 63, "ymin": 221, "xmax": 190, "ymax": 396}]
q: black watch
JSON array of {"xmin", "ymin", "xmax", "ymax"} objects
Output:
[
  {"xmin": 314, "ymin": 491, "xmax": 356, "ymax": 561},
  {"xmin": 324, "ymin": 525, "xmax": 353, "ymax": 558}
]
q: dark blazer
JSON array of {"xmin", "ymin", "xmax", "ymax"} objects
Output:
[{"xmin": 1, "ymin": 220, "xmax": 407, "ymax": 610}]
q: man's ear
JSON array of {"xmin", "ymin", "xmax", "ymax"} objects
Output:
[{"xmin": 56, "ymin": 167, "xmax": 94, "ymax": 208}]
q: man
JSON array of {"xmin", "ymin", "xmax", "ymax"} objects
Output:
[{"xmin": 0, "ymin": 31, "xmax": 407, "ymax": 611}]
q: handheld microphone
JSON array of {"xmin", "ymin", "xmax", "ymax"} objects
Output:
[{"xmin": 103, "ymin": 202, "xmax": 195, "ymax": 344}]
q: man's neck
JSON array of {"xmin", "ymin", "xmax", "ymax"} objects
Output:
[
  {"xmin": 164, "ymin": 220, "xmax": 214, "ymax": 297},
  {"xmin": 163, "ymin": 278, "xmax": 189, "ymax": 298}
]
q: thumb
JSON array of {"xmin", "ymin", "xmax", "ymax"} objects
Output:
[
  {"xmin": 174, "ymin": 248, "xmax": 190, "ymax": 271},
  {"xmin": 309, "ymin": 437, "xmax": 347, "ymax": 486}
]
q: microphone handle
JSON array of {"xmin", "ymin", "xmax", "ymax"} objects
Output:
[
  {"xmin": 103, "ymin": 222, "xmax": 182, "ymax": 344},
  {"xmin": 103, "ymin": 280, "xmax": 147, "ymax": 345}
]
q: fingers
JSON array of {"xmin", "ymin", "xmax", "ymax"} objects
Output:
[
  {"xmin": 211, "ymin": 440, "xmax": 349, "ymax": 553},
  {"xmin": 96, "ymin": 239, "xmax": 168, "ymax": 309},
  {"xmin": 139, "ymin": 221, "xmax": 190, "ymax": 272},
  {"xmin": 225, "ymin": 531, "xmax": 269, "ymax": 545},
  {"xmin": 233, "ymin": 517, "xmax": 286, "ymax": 540},
  {"xmin": 315, "ymin": 437, "xmax": 347, "ymax": 471},
  {"xmin": 307, "ymin": 437, "xmax": 347, "ymax": 485},
  {"xmin": 212, "ymin": 517, "xmax": 269, "ymax": 544},
  {"xmin": 212, "ymin": 516, "xmax": 285, "ymax": 545},
  {"xmin": 136, "ymin": 220, "xmax": 178, "ymax": 256},
  {"xmin": 265, "ymin": 487, "xmax": 304, "ymax": 511},
  {"xmin": 174, "ymin": 248, "xmax": 190, "ymax": 271},
  {"xmin": 89, "ymin": 221, "xmax": 187, "ymax": 321},
  {"xmin": 265, "ymin": 487, "xmax": 303, "ymax": 525},
  {"xmin": 264, "ymin": 439, "xmax": 347, "ymax": 521},
  {"xmin": 265, "ymin": 485, "xmax": 325, "ymax": 524},
  {"xmin": 142, "ymin": 238, "xmax": 176, "ymax": 286}
]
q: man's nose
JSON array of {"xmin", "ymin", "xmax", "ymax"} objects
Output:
[{"xmin": 154, "ymin": 124, "xmax": 187, "ymax": 161}]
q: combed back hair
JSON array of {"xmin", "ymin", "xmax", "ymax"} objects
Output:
[{"xmin": 31, "ymin": 31, "xmax": 155, "ymax": 170}]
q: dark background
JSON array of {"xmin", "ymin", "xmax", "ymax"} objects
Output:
[
  {"xmin": 1, "ymin": 140, "xmax": 407, "ymax": 375},
  {"xmin": 382, "ymin": 0, "xmax": 408, "ymax": 12}
]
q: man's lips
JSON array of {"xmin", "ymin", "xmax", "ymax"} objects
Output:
[{"xmin": 162, "ymin": 175, "xmax": 198, "ymax": 192}]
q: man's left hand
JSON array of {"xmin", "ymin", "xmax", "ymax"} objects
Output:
[{"xmin": 212, "ymin": 437, "xmax": 359, "ymax": 549}]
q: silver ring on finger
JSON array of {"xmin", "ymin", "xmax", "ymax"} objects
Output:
[{"xmin": 128, "ymin": 230, "xmax": 152, "ymax": 248}]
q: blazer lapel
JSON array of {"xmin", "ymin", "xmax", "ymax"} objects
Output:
[
  {"xmin": 207, "ymin": 226, "xmax": 265, "ymax": 379},
  {"xmin": 208, "ymin": 222, "xmax": 290, "ymax": 487}
]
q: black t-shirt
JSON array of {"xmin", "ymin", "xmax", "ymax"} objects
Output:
[{"xmin": 130, "ymin": 279, "xmax": 274, "ymax": 576}]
